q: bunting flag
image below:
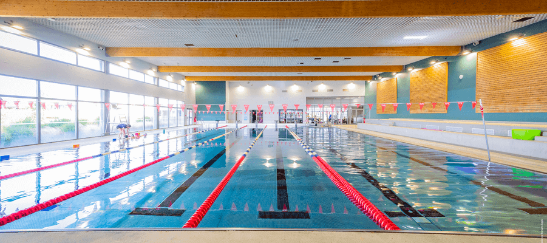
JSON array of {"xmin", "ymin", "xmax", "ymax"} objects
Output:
[
  {"xmin": 269, "ymin": 104, "xmax": 275, "ymax": 112},
  {"xmin": 219, "ymin": 104, "xmax": 224, "ymax": 112},
  {"xmin": 330, "ymin": 104, "xmax": 335, "ymax": 112},
  {"xmin": 342, "ymin": 104, "xmax": 348, "ymax": 111},
  {"xmin": 318, "ymin": 104, "xmax": 323, "ymax": 109},
  {"xmin": 444, "ymin": 102, "xmax": 450, "ymax": 110},
  {"xmin": 457, "ymin": 102, "xmax": 464, "ymax": 111},
  {"xmin": 0, "ymin": 100, "xmax": 6, "ymax": 109},
  {"xmin": 294, "ymin": 104, "xmax": 300, "ymax": 110},
  {"xmin": 432, "ymin": 102, "xmax": 437, "ymax": 109},
  {"xmin": 244, "ymin": 104, "xmax": 249, "ymax": 113},
  {"xmin": 105, "ymin": 103, "xmax": 110, "ymax": 110},
  {"xmin": 193, "ymin": 104, "xmax": 198, "ymax": 113},
  {"xmin": 28, "ymin": 101, "xmax": 34, "ymax": 109},
  {"xmin": 67, "ymin": 102, "xmax": 73, "ymax": 111},
  {"xmin": 393, "ymin": 103, "xmax": 398, "ymax": 111},
  {"xmin": 282, "ymin": 104, "xmax": 288, "ymax": 113},
  {"xmin": 181, "ymin": 104, "xmax": 186, "ymax": 110},
  {"xmin": 14, "ymin": 101, "xmax": 20, "ymax": 109},
  {"xmin": 367, "ymin": 104, "xmax": 373, "ymax": 110},
  {"xmin": 54, "ymin": 102, "xmax": 59, "ymax": 109},
  {"xmin": 306, "ymin": 104, "xmax": 311, "ymax": 110},
  {"xmin": 205, "ymin": 105, "xmax": 211, "ymax": 113},
  {"xmin": 406, "ymin": 103, "xmax": 412, "ymax": 111},
  {"xmin": 231, "ymin": 104, "xmax": 237, "ymax": 114},
  {"xmin": 419, "ymin": 103, "xmax": 424, "ymax": 110},
  {"xmin": 42, "ymin": 102, "xmax": 46, "ymax": 110},
  {"xmin": 356, "ymin": 104, "xmax": 360, "ymax": 108},
  {"xmin": 168, "ymin": 104, "xmax": 174, "ymax": 111},
  {"xmin": 472, "ymin": 101, "xmax": 477, "ymax": 109},
  {"xmin": 156, "ymin": 104, "xmax": 161, "ymax": 111},
  {"xmin": 257, "ymin": 105, "xmax": 262, "ymax": 112},
  {"xmin": 381, "ymin": 104, "xmax": 386, "ymax": 112}
]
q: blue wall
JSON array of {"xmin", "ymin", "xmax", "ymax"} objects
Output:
[
  {"xmin": 366, "ymin": 19, "xmax": 547, "ymax": 122},
  {"xmin": 195, "ymin": 81, "xmax": 226, "ymax": 121}
]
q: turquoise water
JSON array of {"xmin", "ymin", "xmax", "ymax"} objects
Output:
[{"xmin": 0, "ymin": 126, "xmax": 545, "ymax": 234}]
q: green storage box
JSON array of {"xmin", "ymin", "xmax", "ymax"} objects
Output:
[{"xmin": 511, "ymin": 129, "xmax": 542, "ymax": 140}]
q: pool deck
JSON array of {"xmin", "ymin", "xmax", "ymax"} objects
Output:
[
  {"xmin": 0, "ymin": 230, "xmax": 540, "ymax": 243},
  {"xmin": 336, "ymin": 125, "xmax": 547, "ymax": 174}
]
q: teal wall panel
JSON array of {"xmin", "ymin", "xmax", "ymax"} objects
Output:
[
  {"xmin": 195, "ymin": 81, "xmax": 226, "ymax": 121},
  {"xmin": 365, "ymin": 19, "xmax": 547, "ymax": 122}
]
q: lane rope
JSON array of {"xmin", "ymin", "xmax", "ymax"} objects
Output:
[
  {"xmin": 285, "ymin": 126, "xmax": 400, "ymax": 231},
  {"xmin": 183, "ymin": 126, "xmax": 267, "ymax": 228},
  {"xmin": 0, "ymin": 126, "xmax": 245, "ymax": 227},
  {"xmin": 0, "ymin": 126, "xmax": 228, "ymax": 181}
]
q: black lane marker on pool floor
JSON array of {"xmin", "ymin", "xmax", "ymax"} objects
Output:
[
  {"xmin": 129, "ymin": 137, "xmax": 242, "ymax": 216},
  {"xmin": 258, "ymin": 139, "xmax": 310, "ymax": 219},
  {"xmin": 276, "ymin": 145, "xmax": 290, "ymax": 211},
  {"xmin": 327, "ymin": 148, "xmax": 435, "ymax": 218}
]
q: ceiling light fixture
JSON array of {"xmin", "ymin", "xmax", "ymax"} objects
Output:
[
  {"xmin": 348, "ymin": 82, "xmax": 355, "ymax": 89},
  {"xmin": 319, "ymin": 83, "xmax": 326, "ymax": 90},
  {"xmin": 461, "ymin": 50, "xmax": 471, "ymax": 55},
  {"xmin": 75, "ymin": 48, "xmax": 90, "ymax": 55},
  {"xmin": 238, "ymin": 85, "xmax": 244, "ymax": 92},
  {"xmin": 119, "ymin": 62, "xmax": 130, "ymax": 68},
  {"xmin": 403, "ymin": 36, "xmax": 427, "ymax": 40},
  {"xmin": 509, "ymin": 34, "xmax": 524, "ymax": 41},
  {"xmin": 11, "ymin": 25, "xmax": 23, "ymax": 30},
  {"xmin": 265, "ymin": 84, "xmax": 272, "ymax": 92},
  {"xmin": 407, "ymin": 67, "xmax": 414, "ymax": 71}
]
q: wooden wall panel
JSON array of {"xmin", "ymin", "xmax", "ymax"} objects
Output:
[
  {"xmin": 477, "ymin": 32, "xmax": 547, "ymax": 113},
  {"xmin": 376, "ymin": 77, "xmax": 397, "ymax": 114},
  {"xmin": 409, "ymin": 62, "xmax": 448, "ymax": 114}
]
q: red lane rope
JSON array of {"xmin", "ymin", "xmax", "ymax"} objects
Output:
[
  {"xmin": 0, "ymin": 126, "xmax": 246, "ymax": 227},
  {"xmin": 285, "ymin": 126, "xmax": 400, "ymax": 230},
  {"xmin": 183, "ymin": 126, "xmax": 267, "ymax": 228},
  {"xmin": 0, "ymin": 126, "xmax": 227, "ymax": 181}
]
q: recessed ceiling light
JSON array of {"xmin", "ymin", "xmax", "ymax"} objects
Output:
[
  {"xmin": 462, "ymin": 50, "xmax": 471, "ymax": 55},
  {"xmin": 11, "ymin": 25, "xmax": 23, "ymax": 30},
  {"xmin": 404, "ymin": 36, "xmax": 427, "ymax": 40}
]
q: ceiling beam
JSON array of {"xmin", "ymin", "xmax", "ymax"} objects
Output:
[
  {"xmin": 107, "ymin": 47, "xmax": 461, "ymax": 57},
  {"xmin": 159, "ymin": 66, "xmax": 403, "ymax": 73},
  {"xmin": 2, "ymin": 0, "xmax": 547, "ymax": 18},
  {"xmin": 185, "ymin": 76, "xmax": 372, "ymax": 81}
]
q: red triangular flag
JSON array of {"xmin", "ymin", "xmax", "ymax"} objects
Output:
[
  {"xmin": 356, "ymin": 104, "xmax": 360, "ymax": 108},
  {"xmin": 318, "ymin": 104, "xmax": 323, "ymax": 109},
  {"xmin": 168, "ymin": 104, "xmax": 174, "ymax": 111},
  {"xmin": 294, "ymin": 104, "xmax": 299, "ymax": 110},
  {"xmin": 28, "ymin": 101, "xmax": 34, "ymax": 109},
  {"xmin": 444, "ymin": 102, "xmax": 450, "ymax": 110},
  {"xmin": 330, "ymin": 104, "xmax": 335, "ymax": 112},
  {"xmin": 67, "ymin": 102, "xmax": 73, "ymax": 111},
  {"xmin": 13, "ymin": 101, "xmax": 20, "ymax": 109},
  {"xmin": 244, "ymin": 104, "xmax": 249, "ymax": 113},
  {"xmin": 54, "ymin": 102, "xmax": 59, "ymax": 109},
  {"xmin": 231, "ymin": 104, "xmax": 237, "ymax": 113},
  {"xmin": 181, "ymin": 104, "xmax": 186, "ymax": 110},
  {"xmin": 458, "ymin": 102, "xmax": 464, "ymax": 111},
  {"xmin": 381, "ymin": 104, "xmax": 386, "ymax": 112},
  {"xmin": 306, "ymin": 104, "xmax": 311, "ymax": 110},
  {"xmin": 367, "ymin": 104, "xmax": 373, "ymax": 110},
  {"xmin": 257, "ymin": 105, "xmax": 262, "ymax": 112},
  {"xmin": 342, "ymin": 104, "xmax": 348, "ymax": 111},
  {"xmin": 156, "ymin": 104, "xmax": 161, "ymax": 111},
  {"xmin": 419, "ymin": 103, "xmax": 424, "ymax": 110},
  {"xmin": 432, "ymin": 102, "xmax": 437, "ymax": 109},
  {"xmin": 269, "ymin": 104, "xmax": 275, "ymax": 112},
  {"xmin": 472, "ymin": 101, "xmax": 477, "ymax": 109},
  {"xmin": 282, "ymin": 104, "xmax": 288, "ymax": 113},
  {"xmin": 42, "ymin": 102, "xmax": 46, "ymax": 110},
  {"xmin": 206, "ymin": 105, "xmax": 211, "ymax": 113},
  {"xmin": 393, "ymin": 103, "xmax": 398, "ymax": 111},
  {"xmin": 406, "ymin": 103, "xmax": 411, "ymax": 111},
  {"xmin": 0, "ymin": 100, "xmax": 6, "ymax": 109},
  {"xmin": 105, "ymin": 103, "xmax": 110, "ymax": 110}
]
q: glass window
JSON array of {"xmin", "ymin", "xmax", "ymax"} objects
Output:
[
  {"xmin": 169, "ymin": 82, "xmax": 178, "ymax": 90},
  {"xmin": 0, "ymin": 97, "xmax": 37, "ymax": 148},
  {"xmin": 78, "ymin": 54, "xmax": 104, "ymax": 72},
  {"xmin": 169, "ymin": 104, "xmax": 177, "ymax": 127},
  {"xmin": 144, "ymin": 99, "xmax": 155, "ymax": 131},
  {"xmin": 159, "ymin": 107, "xmax": 169, "ymax": 128},
  {"xmin": 145, "ymin": 74, "xmax": 155, "ymax": 85},
  {"xmin": 129, "ymin": 104, "xmax": 144, "ymax": 132},
  {"xmin": 39, "ymin": 42, "xmax": 77, "ymax": 65},
  {"xmin": 144, "ymin": 96, "xmax": 155, "ymax": 106},
  {"xmin": 0, "ymin": 30, "xmax": 38, "ymax": 55},
  {"xmin": 178, "ymin": 84, "xmax": 185, "ymax": 92},
  {"xmin": 109, "ymin": 104, "xmax": 128, "ymax": 134},
  {"xmin": 0, "ymin": 75, "xmax": 36, "ymax": 97},
  {"xmin": 40, "ymin": 82, "xmax": 76, "ymax": 100},
  {"xmin": 78, "ymin": 102, "xmax": 103, "ymax": 139},
  {"xmin": 129, "ymin": 70, "xmax": 144, "ymax": 82},
  {"xmin": 159, "ymin": 79, "xmax": 169, "ymax": 88},
  {"xmin": 110, "ymin": 91, "xmax": 128, "ymax": 104},
  {"xmin": 109, "ymin": 63, "xmax": 128, "ymax": 78},
  {"xmin": 41, "ymin": 100, "xmax": 76, "ymax": 143},
  {"xmin": 129, "ymin": 94, "xmax": 144, "ymax": 105},
  {"xmin": 177, "ymin": 101, "xmax": 184, "ymax": 126},
  {"xmin": 159, "ymin": 98, "xmax": 168, "ymax": 106},
  {"xmin": 78, "ymin": 87, "xmax": 101, "ymax": 102}
]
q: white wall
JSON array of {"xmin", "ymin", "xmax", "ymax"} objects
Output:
[{"xmin": 227, "ymin": 81, "xmax": 366, "ymax": 124}]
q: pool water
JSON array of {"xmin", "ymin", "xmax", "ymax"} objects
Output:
[{"xmin": 0, "ymin": 126, "xmax": 545, "ymax": 234}]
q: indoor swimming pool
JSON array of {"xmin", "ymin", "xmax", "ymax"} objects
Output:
[{"xmin": 0, "ymin": 126, "xmax": 545, "ymax": 235}]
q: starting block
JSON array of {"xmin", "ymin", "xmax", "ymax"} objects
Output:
[
  {"xmin": 73, "ymin": 144, "xmax": 80, "ymax": 149},
  {"xmin": 0, "ymin": 155, "xmax": 9, "ymax": 161}
]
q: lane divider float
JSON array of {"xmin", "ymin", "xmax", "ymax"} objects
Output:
[
  {"xmin": 0, "ymin": 126, "xmax": 228, "ymax": 181},
  {"xmin": 183, "ymin": 126, "xmax": 267, "ymax": 228},
  {"xmin": 0, "ymin": 126, "xmax": 245, "ymax": 227},
  {"xmin": 285, "ymin": 126, "xmax": 400, "ymax": 231}
]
